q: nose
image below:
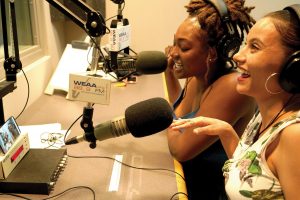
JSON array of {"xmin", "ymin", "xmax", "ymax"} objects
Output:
[
  {"xmin": 170, "ymin": 46, "xmax": 179, "ymax": 59},
  {"xmin": 233, "ymin": 46, "xmax": 246, "ymax": 66}
]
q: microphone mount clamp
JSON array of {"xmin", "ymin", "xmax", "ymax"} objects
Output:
[
  {"xmin": 45, "ymin": 0, "xmax": 106, "ymax": 37},
  {"xmin": 45, "ymin": 0, "xmax": 107, "ymax": 148}
]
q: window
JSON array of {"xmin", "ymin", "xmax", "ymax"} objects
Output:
[{"xmin": 0, "ymin": 0, "xmax": 45, "ymax": 80}]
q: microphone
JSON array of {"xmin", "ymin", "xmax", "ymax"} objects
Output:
[
  {"xmin": 135, "ymin": 51, "xmax": 168, "ymax": 74},
  {"xmin": 110, "ymin": 0, "xmax": 124, "ymax": 4},
  {"xmin": 103, "ymin": 51, "xmax": 168, "ymax": 78},
  {"xmin": 65, "ymin": 97, "xmax": 173, "ymax": 145}
]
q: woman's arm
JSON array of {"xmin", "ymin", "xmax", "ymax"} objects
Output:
[
  {"xmin": 170, "ymin": 117, "xmax": 240, "ymax": 158},
  {"xmin": 166, "ymin": 73, "xmax": 255, "ymax": 161},
  {"xmin": 271, "ymin": 124, "xmax": 300, "ymax": 200}
]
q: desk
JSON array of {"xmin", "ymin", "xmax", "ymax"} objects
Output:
[{"xmin": 6, "ymin": 74, "xmax": 186, "ymax": 200}]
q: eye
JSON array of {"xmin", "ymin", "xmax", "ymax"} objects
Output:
[
  {"xmin": 244, "ymin": 42, "xmax": 259, "ymax": 53},
  {"xmin": 177, "ymin": 40, "xmax": 192, "ymax": 52},
  {"xmin": 180, "ymin": 47, "xmax": 190, "ymax": 52},
  {"xmin": 250, "ymin": 43, "xmax": 259, "ymax": 50},
  {"xmin": 178, "ymin": 43, "xmax": 191, "ymax": 52}
]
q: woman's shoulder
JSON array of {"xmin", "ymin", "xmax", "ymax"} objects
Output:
[
  {"xmin": 280, "ymin": 117, "xmax": 300, "ymax": 142},
  {"xmin": 205, "ymin": 71, "xmax": 255, "ymax": 111},
  {"xmin": 210, "ymin": 71, "xmax": 241, "ymax": 97},
  {"xmin": 274, "ymin": 117, "xmax": 300, "ymax": 165},
  {"xmin": 202, "ymin": 71, "xmax": 254, "ymax": 107},
  {"xmin": 214, "ymin": 71, "xmax": 239, "ymax": 86}
]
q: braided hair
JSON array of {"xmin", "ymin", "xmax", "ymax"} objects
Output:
[
  {"xmin": 186, "ymin": 0, "xmax": 255, "ymax": 47},
  {"xmin": 185, "ymin": 0, "xmax": 255, "ymax": 81}
]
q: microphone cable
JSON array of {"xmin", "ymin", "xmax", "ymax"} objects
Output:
[
  {"xmin": 0, "ymin": 185, "xmax": 188, "ymax": 200},
  {"xmin": 67, "ymin": 154, "xmax": 186, "ymax": 181},
  {"xmin": 68, "ymin": 154, "xmax": 188, "ymax": 199},
  {"xmin": 0, "ymin": 186, "xmax": 96, "ymax": 200},
  {"xmin": 105, "ymin": 1, "xmax": 126, "ymax": 22},
  {"xmin": 40, "ymin": 131, "xmax": 65, "ymax": 149},
  {"xmin": 15, "ymin": 68, "xmax": 30, "ymax": 121},
  {"xmin": 0, "ymin": 153, "xmax": 187, "ymax": 199},
  {"xmin": 40, "ymin": 186, "xmax": 95, "ymax": 200},
  {"xmin": 170, "ymin": 192, "xmax": 189, "ymax": 200}
]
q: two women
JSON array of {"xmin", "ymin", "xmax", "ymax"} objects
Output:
[
  {"xmin": 171, "ymin": 4, "xmax": 300, "ymax": 199},
  {"xmin": 164, "ymin": 0, "xmax": 256, "ymax": 199}
]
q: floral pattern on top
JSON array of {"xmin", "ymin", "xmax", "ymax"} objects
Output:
[{"xmin": 223, "ymin": 111, "xmax": 300, "ymax": 200}]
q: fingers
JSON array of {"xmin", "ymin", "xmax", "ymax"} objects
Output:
[
  {"xmin": 165, "ymin": 45, "xmax": 174, "ymax": 69},
  {"xmin": 170, "ymin": 117, "xmax": 230, "ymax": 137},
  {"xmin": 165, "ymin": 45, "xmax": 173, "ymax": 57},
  {"xmin": 170, "ymin": 117, "xmax": 203, "ymax": 130},
  {"xmin": 193, "ymin": 124, "xmax": 218, "ymax": 135},
  {"xmin": 170, "ymin": 119, "xmax": 189, "ymax": 130},
  {"xmin": 193, "ymin": 120, "xmax": 232, "ymax": 136}
]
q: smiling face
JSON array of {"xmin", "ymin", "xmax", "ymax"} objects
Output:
[
  {"xmin": 170, "ymin": 17, "xmax": 211, "ymax": 79},
  {"xmin": 233, "ymin": 17, "xmax": 289, "ymax": 98}
]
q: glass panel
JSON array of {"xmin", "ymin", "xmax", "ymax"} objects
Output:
[{"xmin": 0, "ymin": 0, "xmax": 34, "ymax": 59}]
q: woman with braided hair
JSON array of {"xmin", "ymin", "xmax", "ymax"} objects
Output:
[
  {"xmin": 164, "ymin": 0, "xmax": 256, "ymax": 199},
  {"xmin": 170, "ymin": 4, "xmax": 300, "ymax": 199}
]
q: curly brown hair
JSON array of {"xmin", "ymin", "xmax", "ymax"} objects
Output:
[{"xmin": 185, "ymin": 0, "xmax": 255, "ymax": 47}]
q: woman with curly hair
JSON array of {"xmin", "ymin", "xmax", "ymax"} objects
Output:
[
  {"xmin": 170, "ymin": 4, "xmax": 300, "ymax": 200},
  {"xmin": 164, "ymin": 0, "xmax": 256, "ymax": 199}
]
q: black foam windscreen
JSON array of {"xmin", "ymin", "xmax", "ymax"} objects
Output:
[
  {"xmin": 110, "ymin": 0, "xmax": 124, "ymax": 4},
  {"xmin": 135, "ymin": 51, "xmax": 168, "ymax": 74},
  {"xmin": 125, "ymin": 97, "xmax": 173, "ymax": 137}
]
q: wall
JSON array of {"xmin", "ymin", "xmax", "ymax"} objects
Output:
[
  {"xmin": 2, "ymin": 0, "xmax": 300, "ymax": 120},
  {"xmin": 3, "ymin": 2, "xmax": 64, "ymax": 119},
  {"xmin": 247, "ymin": 0, "xmax": 300, "ymax": 20},
  {"xmin": 105, "ymin": 0, "xmax": 300, "ymax": 52},
  {"xmin": 104, "ymin": 0, "xmax": 188, "ymax": 52}
]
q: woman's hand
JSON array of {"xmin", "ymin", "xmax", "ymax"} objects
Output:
[
  {"xmin": 171, "ymin": 117, "xmax": 232, "ymax": 136},
  {"xmin": 170, "ymin": 117, "xmax": 239, "ymax": 157},
  {"xmin": 165, "ymin": 45, "xmax": 175, "ymax": 71}
]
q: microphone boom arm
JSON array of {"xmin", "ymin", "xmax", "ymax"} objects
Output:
[
  {"xmin": 45, "ymin": 0, "xmax": 107, "ymax": 148},
  {"xmin": 0, "ymin": 0, "xmax": 20, "ymax": 125},
  {"xmin": 45, "ymin": 0, "xmax": 106, "ymax": 37}
]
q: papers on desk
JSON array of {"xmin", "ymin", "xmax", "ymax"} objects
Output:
[{"xmin": 19, "ymin": 123, "xmax": 69, "ymax": 149}]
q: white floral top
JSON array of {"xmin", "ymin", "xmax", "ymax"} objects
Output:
[{"xmin": 223, "ymin": 111, "xmax": 300, "ymax": 200}]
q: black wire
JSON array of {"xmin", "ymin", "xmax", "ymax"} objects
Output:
[
  {"xmin": 15, "ymin": 69, "xmax": 30, "ymax": 120},
  {"xmin": 68, "ymin": 154, "xmax": 187, "ymax": 200},
  {"xmin": 87, "ymin": 34, "xmax": 118, "ymax": 80},
  {"xmin": 129, "ymin": 47, "xmax": 137, "ymax": 55},
  {"xmin": 105, "ymin": 1, "xmax": 126, "ymax": 22},
  {"xmin": 63, "ymin": 113, "xmax": 83, "ymax": 143},
  {"xmin": 254, "ymin": 94, "xmax": 295, "ymax": 141},
  {"xmin": 68, "ymin": 154, "xmax": 186, "ymax": 181},
  {"xmin": 40, "ymin": 132, "xmax": 65, "ymax": 149},
  {"xmin": 169, "ymin": 191, "xmax": 189, "ymax": 200},
  {"xmin": 40, "ymin": 186, "xmax": 95, "ymax": 200},
  {"xmin": 105, "ymin": 14, "xmax": 118, "ymax": 22},
  {"xmin": 0, "ymin": 193, "xmax": 31, "ymax": 200},
  {"xmin": 0, "ymin": 186, "xmax": 96, "ymax": 200}
]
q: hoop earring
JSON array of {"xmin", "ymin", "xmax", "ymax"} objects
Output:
[{"xmin": 265, "ymin": 73, "xmax": 283, "ymax": 95}]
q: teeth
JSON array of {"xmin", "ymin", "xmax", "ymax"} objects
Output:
[
  {"xmin": 174, "ymin": 63, "xmax": 183, "ymax": 70},
  {"xmin": 237, "ymin": 67, "xmax": 250, "ymax": 75}
]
